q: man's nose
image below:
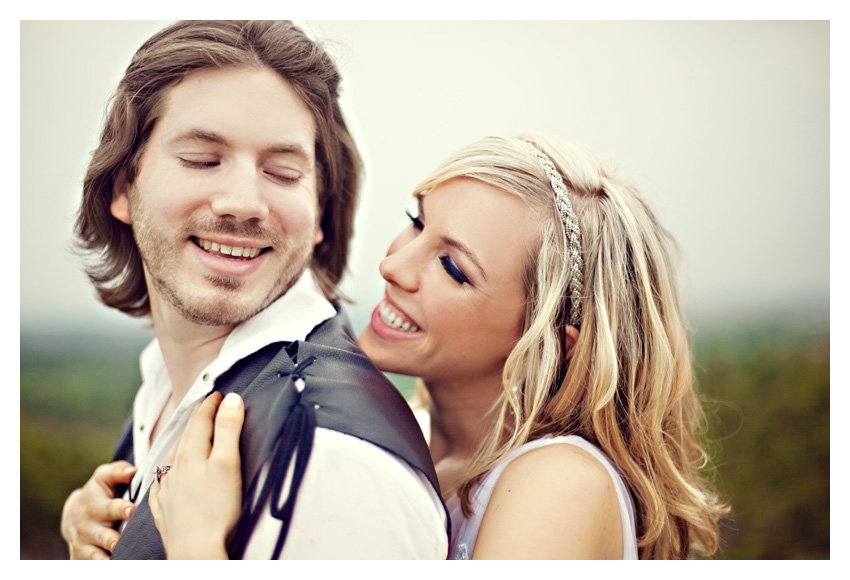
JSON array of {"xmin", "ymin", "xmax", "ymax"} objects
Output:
[{"xmin": 209, "ymin": 160, "xmax": 270, "ymax": 222}]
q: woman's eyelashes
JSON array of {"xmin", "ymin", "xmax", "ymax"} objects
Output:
[
  {"xmin": 405, "ymin": 210, "xmax": 471, "ymax": 285},
  {"xmin": 440, "ymin": 255, "xmax": 471, "ymax": 285},
  {"xmin": 406, "ymin": 210, "xmax": 424, "ymax": 231}
]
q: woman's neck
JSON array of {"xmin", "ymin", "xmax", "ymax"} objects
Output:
[{"xmin": 424, "ymin": 374, "xmax": 503, "ymax": 486}]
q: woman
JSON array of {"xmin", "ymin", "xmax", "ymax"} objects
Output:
[
  {"xmin": 111, "ymin": 133, "xmax": 729, "ymax": 558},
  {"xmin": 352, "ymin": 133, "xmax": 728, "ymax": 558}
]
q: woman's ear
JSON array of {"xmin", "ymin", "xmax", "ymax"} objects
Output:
[
  {"xmin": 564, "ymin": 325, "xmax": 580, "ymax": 360},
  {"xmin": 111, "ymin": 170, "xmax": 132, "ymax": 225}
]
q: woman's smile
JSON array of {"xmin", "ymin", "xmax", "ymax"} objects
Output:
[{"xmin": 358, "ymin": 178, "xmax": 532, "ymax": 381}]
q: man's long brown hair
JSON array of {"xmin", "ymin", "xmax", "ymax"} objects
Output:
[{"xmin": 75, "ymin": 20, "xmax": 362, "ymax": 316}]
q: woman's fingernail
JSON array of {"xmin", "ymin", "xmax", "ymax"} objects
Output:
[
  {"xmin": 223, "ymin": 393, "xmax": 242, "ymax": 409},
  {"xmin": 123, "ymin": 466, "xmax": 136, "ymax": 474},
  {"xmin": 125, "ymin": 506, "xmax": 133, "ymax": 518}
]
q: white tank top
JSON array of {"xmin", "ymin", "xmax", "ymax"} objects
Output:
[{"xmin": 447, "ymin": 435, "xmax": 639, "ymax": 559}]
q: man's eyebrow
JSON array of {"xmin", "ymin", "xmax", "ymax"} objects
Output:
[
  {"xmin": 167, "ymin": 129, "xmax": 313, "ymax": 163},
  {"xmin": 266, "ymin": 142, "xmax": 313, "ymax": 163},
  {"xmin": 167, "ymin": 129, "xmax": 228, "ymax": 146}
]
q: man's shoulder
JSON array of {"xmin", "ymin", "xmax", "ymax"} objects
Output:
[
  {"xmin": 296, "ymin": 309, "xmax": 409, "ymax": 416},
  {"xmin": 311, "ymin": 427, "xmax": 430, "ymax": 486}
]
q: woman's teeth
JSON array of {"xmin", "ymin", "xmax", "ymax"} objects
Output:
[
  {"xmin": 195, "ymin": 237, "xmax": 261, "ymax": 258},
  {"xmin": 379, "ymin": 301, "xmax": 420, "ymax": 333}
]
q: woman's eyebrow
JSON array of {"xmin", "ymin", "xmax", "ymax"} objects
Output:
[{"xmin": 420, "ymin": 195, "xmax": 487, "ymax": 282}]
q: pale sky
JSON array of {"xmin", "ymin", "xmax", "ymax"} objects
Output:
[{"xmin": 19, "ymin": 20, "xmax": 831, "ymax": 336}]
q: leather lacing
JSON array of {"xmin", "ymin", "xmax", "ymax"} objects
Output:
[{"xmin": 228, "ymin": 356, "xmax": 318, "ymax": 559}]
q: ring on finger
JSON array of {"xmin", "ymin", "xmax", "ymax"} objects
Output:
[{"xmin": 154, "ymin": 465, "xmax": 171, "ymax": 484}]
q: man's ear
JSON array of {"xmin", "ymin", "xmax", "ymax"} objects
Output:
[
  {"xmin": 111, "ymin": 170, "xmax": 132, "ymax": 225},
  {"xmin": 565, "ymin": 325, "xmax": 580, "ymax": 360}
]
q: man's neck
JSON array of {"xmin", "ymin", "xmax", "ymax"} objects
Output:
[{"xmin": 151, "ymin": 307, "xmax": 235, "ymax": 405}]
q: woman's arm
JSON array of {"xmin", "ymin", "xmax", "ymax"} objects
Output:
[
  {"xmin": 149, "ymin": 392, "xmax": 244, "ymax": 559},
  {"xmin": 472, "ymin": 443, "xmax": 623, "ymax": 560}
]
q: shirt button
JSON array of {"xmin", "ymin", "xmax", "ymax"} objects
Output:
[{"xmin": 202, "ymin": 372, "xmax": 211, "ymax": 381}]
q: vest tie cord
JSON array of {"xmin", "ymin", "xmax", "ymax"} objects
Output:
[
  {"xmin": 228, "ymin": 358, "xmax": 318, "ymax": 559},
  {"xmin": 270, "ymin": 402, "xmax": 316, "ymax": 558},
  {"xmin": 109, "ymin": 311, "xmax": 449, "ymax": 559}
]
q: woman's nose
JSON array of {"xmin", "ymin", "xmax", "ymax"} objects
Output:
[{"xmin": 379, "ymin": 233, "xmax": 420, "ymax": 293}]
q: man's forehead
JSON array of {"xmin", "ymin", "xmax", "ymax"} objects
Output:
[{"xmin": 153, "ymin": 67, "xmax": 318, "ymax": 160}]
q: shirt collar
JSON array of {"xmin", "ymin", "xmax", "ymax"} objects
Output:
[
  {"xmin": 139, "ymin": 269, "xmax": 336, "ymax": 387},
  {"xmin": 129, "ymin": 270, "xmax": 336, "ymax": 502},
  {"xmin": 216, "ymin": 269, "xmax": 337, "ymax": 374}
]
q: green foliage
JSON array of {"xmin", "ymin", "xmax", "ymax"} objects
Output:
[
  {"xmin": 19, "ymin": 313, "xmax": 830, "ymax": 559},
  {"xmin": 20, "ymin": 332, "xmax": 143, "ymax": 559},
  {"xmin": 693, "ymin": 312, "xmax": 829, "ymax": 559}
]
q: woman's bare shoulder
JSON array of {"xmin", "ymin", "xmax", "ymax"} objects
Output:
[{"xmin": 472, "ymin": 441, "xmax": 623, "ymax": 559}]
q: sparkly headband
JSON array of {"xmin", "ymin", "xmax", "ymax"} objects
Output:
[{"xmin": 515, "ymin": 140, "xmax": 584, "ymax": 326}]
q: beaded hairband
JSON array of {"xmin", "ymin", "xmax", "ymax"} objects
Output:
[{"xmin": 515, "ymin": 140, "xmax": 584, "ymax": 327}]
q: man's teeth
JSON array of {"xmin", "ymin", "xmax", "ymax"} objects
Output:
[
  {"xmin": 196, "ymin": 238, "xmax": 261, "ymax": 258},
  {"xmin": 379, "ymin": 301, "xmax": 419, "ymax": 333}
]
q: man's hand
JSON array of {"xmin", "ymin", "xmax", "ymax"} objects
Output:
[{"xmin": 60, "ymin": 461, "xmax": 137, "ymax": 559}]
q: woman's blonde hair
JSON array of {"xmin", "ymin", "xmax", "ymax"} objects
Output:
[{"xmin": 412, "ymin": 133, "xmax": 728, "ymax": 559}]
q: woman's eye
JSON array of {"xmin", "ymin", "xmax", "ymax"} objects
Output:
[
  {"xmin": 440, "ymin": 255, "xmax": 470, "ymax": 285},
  {"xmin": 406, "ymin": 210, "xmax": 424, "ymax": 231}
]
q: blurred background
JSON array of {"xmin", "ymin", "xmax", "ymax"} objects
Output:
[{"xmin": 20, "ymin": 20, "xmax": 829, "ymax": 559}]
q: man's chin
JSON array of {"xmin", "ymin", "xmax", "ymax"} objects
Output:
[{"xmin": 162, "ymin": 287, "xmax": 274, "ymax": 327}]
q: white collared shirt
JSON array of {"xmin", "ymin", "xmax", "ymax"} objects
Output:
[{"xmin": 125, "ymin": 271, "xmax": 447, "ymax": 559}]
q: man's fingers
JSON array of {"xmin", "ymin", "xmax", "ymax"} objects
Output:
[{"xmin": 210, "ymin": 393, "xmax": 245, "ymax": 466}]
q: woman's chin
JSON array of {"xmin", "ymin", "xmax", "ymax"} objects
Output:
[{"xmin": 356, "ymin": 326, "xmax": 407, "ymax": 375}]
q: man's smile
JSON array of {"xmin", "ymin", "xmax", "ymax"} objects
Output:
[{"xmin": 192, "ymin": 236, "xmax": 269, "ymax": 259}]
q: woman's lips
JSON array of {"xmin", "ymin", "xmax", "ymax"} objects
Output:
[
  {"xmin": 369, "ymin": 298, "xmax": 423, "ymax": 340},
  {"xmin": 377, "ymin": 299, "xmax": 420, "ymax": 332}
]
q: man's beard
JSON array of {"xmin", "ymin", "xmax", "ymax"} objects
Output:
[{"xmin": 131, "ymin": 204, "xmax": 314, "ymax": 327}]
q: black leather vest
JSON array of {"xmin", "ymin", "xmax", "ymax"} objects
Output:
[{"xmin": 110, "ymin": 310, "xmax": 448, "ymax": 559}]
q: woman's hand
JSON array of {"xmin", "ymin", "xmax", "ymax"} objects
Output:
[
  {"xmin": 60, "ymin": 461, "xmax": 137, "ymax": 559},
  {"xmin": 149, "ymin": 392, "xmax": 245, "ymax": 559}
]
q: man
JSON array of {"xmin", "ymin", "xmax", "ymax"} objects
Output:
[{"xmin": 60, "ymin": 20, "xmax": 448, "ymax": 559}]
